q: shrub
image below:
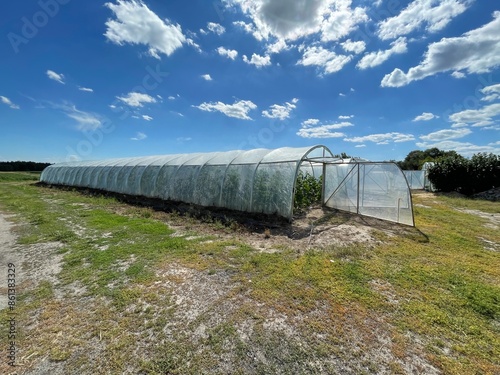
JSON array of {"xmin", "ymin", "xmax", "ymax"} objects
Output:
[
  {"xmin": 294, "ymin": 171, "xmax": 322, "ymax": 210},
  {"xmin": 428, "ymin": 153, "xmax": 499, "ymax": 195}
]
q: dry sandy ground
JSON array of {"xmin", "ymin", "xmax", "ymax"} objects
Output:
[
  {"xmin": 0, "ymin": 215, "xmax": 63, "ymax": 310},
  {"xmin": 0, "ymin": 206, "xmax": 437, "ymax": 375}
]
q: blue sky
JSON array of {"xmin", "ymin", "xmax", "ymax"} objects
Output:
[{"xmin": 1, "ymin": 0, "xmax": 499, "ymax": 163}]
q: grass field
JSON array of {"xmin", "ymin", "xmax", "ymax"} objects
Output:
[{"xmin": 0, "ymin": 172, "xmax": 499, "ymax": 374}]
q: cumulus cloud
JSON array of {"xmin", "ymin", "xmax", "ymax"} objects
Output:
[
  {"xmin": 302, "ymin": 119, "xmax": 320, "ymax": 126},
  {"xmin": 339, "ymin": 115, "xmax": 354, "ymax": 119},
  {"xmin": 104, "ymin": 0, "xmax": 186, "ymax": 59},
  {"xmin": 142, "ymin": 115, "xmax": 153, "ymax": 121},
  {"xmin": 243, "ymin": 53, "xmax": 271, "ymax": 67},
  {"xmin": 117, "ymin": 92, "xmax": 157, "ymax": 107},
  {"xmin": 344, "ymin": 132, "xmax": 415, "ymax": 144},
  {"xmin": 381, "ymin": 12, "xmax": 500, "ymax": 87},
  {"xmin": 357, "ymin": 37, "xmax": 407, "ymax": 70},
  {"xmin": 131, "ymin": 132, "xmax": 147, "ymax": 141},
  {"xmin": 204, "ymin": 22, "xmax": 225, "ymax": 35},
  {"xmin": 481, "ymin": 83, "xmax": 500, "ymax": 102},
  {"xmin": 217, "ymin": 46, "xmax": 238, "ymax": 60},
  {"xmin": 341, "ymin": 39, "xmax": 366, "ymax": 54},
  {"xmin": 377, "ymin": 0, "xmax": 470, "ymax": 40},
  {"xmin": 320, "ymin": 2, "xmax": 368, "ymax": 42},
  {"xmin": 0, "ymin": 96, "xmax": 20, "ymax": 109},
  {"xmin": 451, "ymin": 71, "xmax": 466, "ymax": 79},
  {"xmin": 262, "ymin": 98, "xmax": 298, "ymax": 120},
  {"xmin": 201, "ymin": 74, "xmax": 213, "ymax": 81},
  {"xmin": 413, "ymin": 112, "xmax": 439, "ymax": 121},
  {"xmin": 266, "ymin": 39, "xmax": 289, "ymax": 54},
  {"xmin": 419, "ymin": 128, "xmax": 471, "ymax": 141},
  {"xmin": 193, "ymin": 99, "xmax": 257, "ymax": 120},
  {"xmin": 225, "ymin": 0, "xmax": 368, "ymax": 42},
  {"xmin": 46, "ymin": 70, "xmax": 65, "ymax": 84},
  {"xmin": 297, "ymin": 119, "xmax": 353, "ymax": 138},
  {"xmin": 297, "ymin": 46, "xmax": 352, "ymax": 75},
  {"xmin": 449, "ymin": 103, "xmax": 500, "ymax": 127}
]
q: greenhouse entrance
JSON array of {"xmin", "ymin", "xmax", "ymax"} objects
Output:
[
  {"xmin": 320, "ymin": 162, "xmax": 414, "ymax": 226},
  {"xmin": 40, "ymin": 145, "xmax": 414, "ymax": 226}
]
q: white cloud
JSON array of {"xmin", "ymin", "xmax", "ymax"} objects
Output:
[
  {"xmin": 449, "ymin": 103, "xmax": 500, "ymax": 126},
  {"xmin": 451, "ymin": 71, "xmax": 466, "ymax": 79},
  {"xmin": 344, "ymin": 132, "xmax": 415, "ymax": 144},
  {"xmin": 302, "ymin": 119, "xmax": 320, "ymax": 126},
  {"xmin": 177, "ymin": 136, "xmax": 192, "ymax": 142},
  {"xmin": 355, "ymin": 144, "xmax": 366, "ymax": 148},
  {"xmin": 217, "ymin": 46, "xmax": 238, "ymax": 60},
  {"xmin": 341, "ymin": 39, "xmax": 366, "ymax": 54},
  {"xmin": 243, "ymin": 53, "xmax": 271, "ymax": 67},
  {"xmin": 297, "ymin": 46, "xmax": 352, "ymax": 75},
  {"xmin": 415, "ymin": 140, "xmax": 500, "ymax": 156},
  {"xmin": 226, "ymin": 0, "xmax": 326, "ymax": 41},
  {"xmin": 297, "ymin": 120, "xmax": 353, "ymax": 138},
  {"xmin": 117, "ymin": 92, "xmax": 157, "ymax": 107},
  {"xmin": 419, "ymin": 128, "xmax": 471, "ymax": 141},
  {"xmin": 339, "ymin": 92, "xmax": 346, "ymax": 97},
  {"xmin": 142, "ymin": 115, "xmax": 153, "ymax": 121},
  {"xmin": 338, "ymin": 115, "xmax": 353, "ymax": 119},
  {"xmin": 201, "ymin": 74, "xmax": 213, "ymax": 81},
  {"xmin": 186, "ymin": 38, "xmax": 202, "ymax": 53},
  {"xmin": 46, "ymin": 70, "xmax": 65, "ymax": 84},
  {"xmin": 266, "ymin": 39, "xmax": 289, "ymax": 54},
  {"xmin": 0, "ymin": 96, "xmax": 20, "ymax": 109},
  {"xmin": 168, "ymin": 95, "xmax": 177, "ymax": 100},
  {"xmin": 226, "ymin": 0, "xmax": 368, "ymax": 43},
  {"xmin": 131, "ymin": 132, "xmax": 147, "ymax": 141},
  {"xmin": 194, "ymin": 99, "xmax": 257, "ymax": 120},
  {"xmin": 413, "ymin": 112, "xmax": 439, "ymax": 121},
  {"xmin": 381, "ymin": 12, "xmax": 500, "ymax": 87},
  {"xmin": 377, "ymin": 0, "xmax": 470, "ymax": 40},
  {"xmin": 58, "ymin": 104, "xmax": 103, "ymax": 131},
  {"xmin": 104, "ymin": 0, "xmax": 186, "ymax": 59},
  {"xmin": 320, "ymin": 2, "xmax": 368, "ymax": 42},
  {"xmin": 79, "ymin": 87, "xmax": 94, "ymax": 92},
  {"xmin": 207, "ymin": 22, "xmax": 225, "ymax": 35},
  {"xmin": 481, "ymin": 83, "xmax": 500, "ymax": 102},
  {"xmin": 262, "ymin": 99, "xmax": 298, "ymax": 120},
  {"xmin": 357, "ymin": 37, "xmax": 407, "ymax": 70}
]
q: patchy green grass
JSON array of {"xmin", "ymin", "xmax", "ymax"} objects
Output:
[
  {"xmin": 0, "ymin": 171, "xmax": 40, "ymax": 182},
  {"xmin": 0, "ymin": 174, "xmax": 498, "ymax": 374}
]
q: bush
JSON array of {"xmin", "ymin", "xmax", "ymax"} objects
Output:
[
  {"xmin": 428, "ymin": 153, "xmax": 499, "ymax": 195},
  {"xmin": 294, "ymin": 171, "xmax": 322, "ymax": 211}
]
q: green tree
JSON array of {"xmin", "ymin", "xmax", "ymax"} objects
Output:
[{"xmin": 397, "ymin": 148, "xmax": 458, "ymax": 170}]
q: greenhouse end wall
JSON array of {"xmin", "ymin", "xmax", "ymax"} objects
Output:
[{"xmin": 40, "ymin": 146, "xmax": 414, "ymax": 226}]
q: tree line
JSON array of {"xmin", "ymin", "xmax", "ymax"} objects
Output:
[{"xmin": 0, "ymin": 161, "xmax": 51, "ymax": 172}]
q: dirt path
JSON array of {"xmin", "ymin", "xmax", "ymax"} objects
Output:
[{"xmin": 0, "ymin": 213, "xmax": 63, "ymax": 310}]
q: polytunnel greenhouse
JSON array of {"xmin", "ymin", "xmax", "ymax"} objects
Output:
[{"xmin": 40, "ymin": 145, "xmax": 414, "ymax": 226}]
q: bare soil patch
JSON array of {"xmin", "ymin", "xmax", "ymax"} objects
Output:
[{"xmin": 0, "ymin": 214, "xmax": 63, "ymax": 310}]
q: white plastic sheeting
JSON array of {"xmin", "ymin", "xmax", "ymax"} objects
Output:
[
  {"xmin": 41, "ymin": 146, "xmax": 332, "ymax": 220},
  {"xmin": 40, "ymin": 146, "xmax": 414, "ymax": 225},
  {"xmin": 404, "ymin": 170, "xmax": 425, "ymax": 189},
  {"xmin": 324, "ymin": 163, "xmax": 414, "ymax": 226}
]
